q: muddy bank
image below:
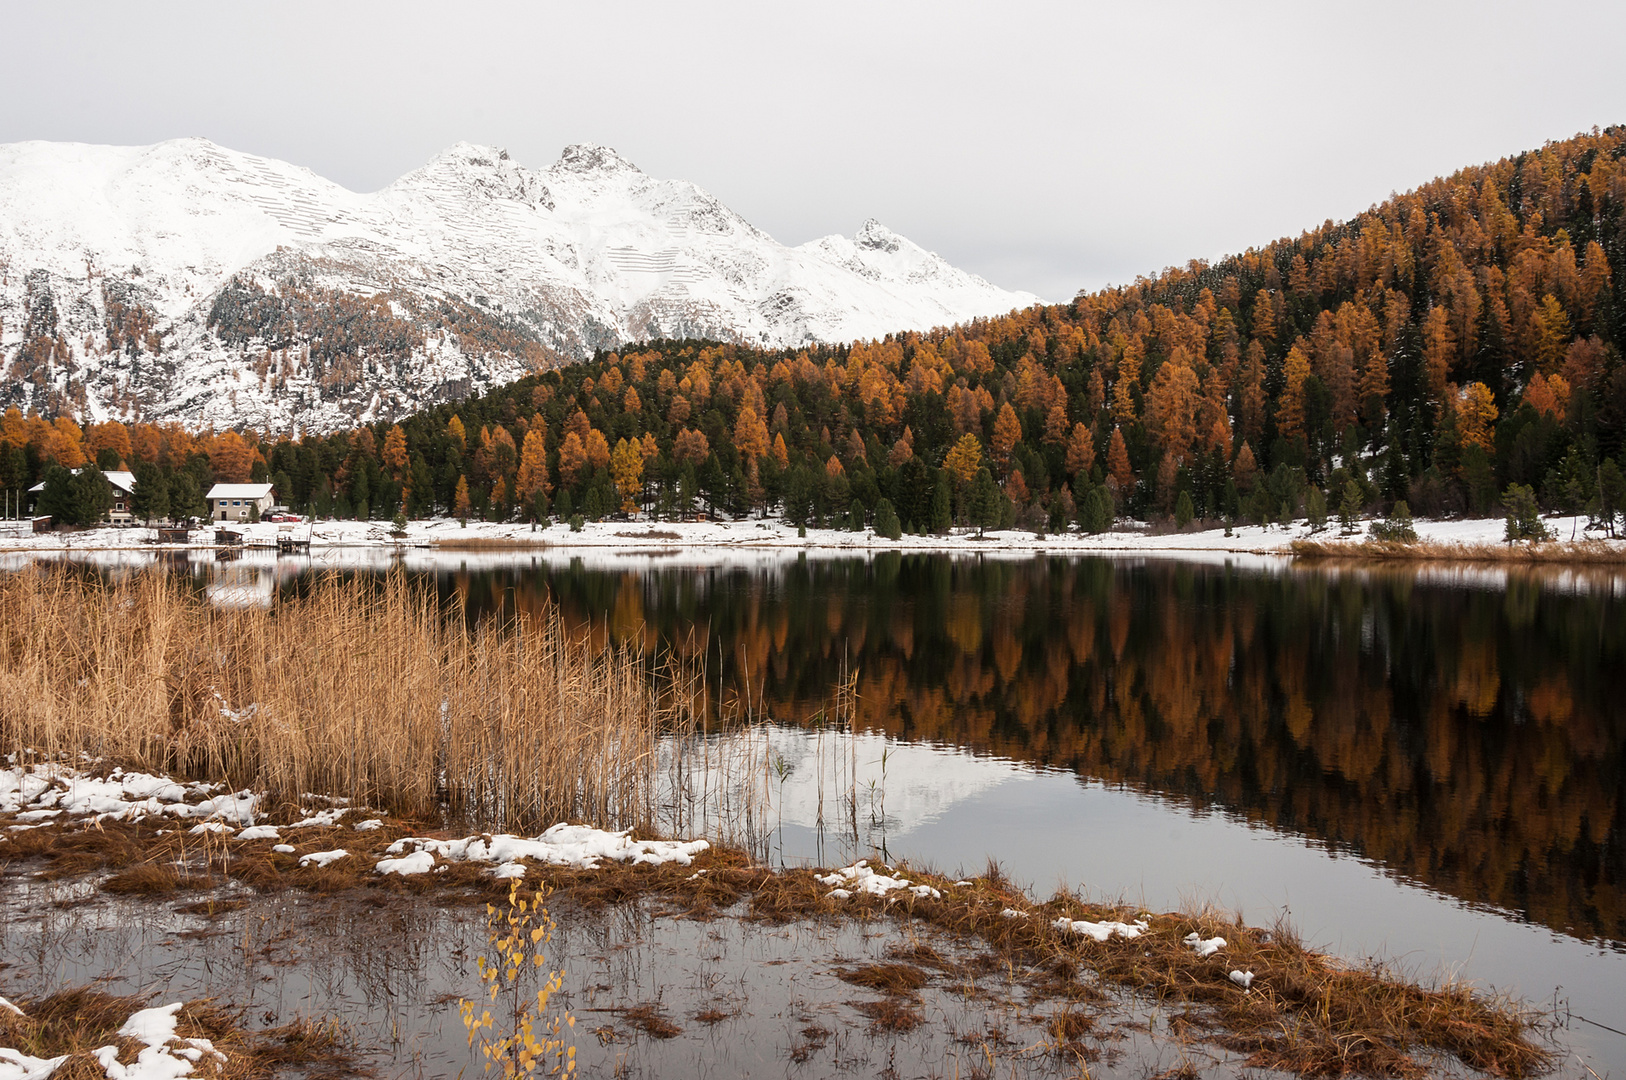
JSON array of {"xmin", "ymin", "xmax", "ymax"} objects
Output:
[{"xmin": 0, "ymin": 789, "xmax": 1560, "ymax": 1079}]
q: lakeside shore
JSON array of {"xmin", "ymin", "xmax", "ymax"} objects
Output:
[
  {"xmin": 1, "ymin": 756, "xmax": 1558, "ymax": 1079},
  {"xmin": 0, "ymin": 511, "xmax": 1619, "ymax": 561}
]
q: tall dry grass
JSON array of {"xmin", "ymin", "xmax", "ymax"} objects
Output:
[{"xmin": 0, "ymin": 566, "xmax": 703, "ymax": 834}]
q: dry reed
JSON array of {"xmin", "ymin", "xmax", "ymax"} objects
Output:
[
  {"xmin": 0, "ymin": 566, "xmax": 696, "ymax": 834},
  {"xmin": 1290, "ymin": 537, "xmax": 1625, "ymax": 564}
]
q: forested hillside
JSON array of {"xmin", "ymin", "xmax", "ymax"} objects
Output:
[{"xmin": 6, "ymin": 126, "xmax": 1624, "ymax": 532}]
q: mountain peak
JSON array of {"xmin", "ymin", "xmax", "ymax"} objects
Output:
[
  {"xmin": 428, "ymin": 142, "xmax": 514, "ymax": 169},
  {"xmin": 551, "ymin": 143, "xmax": 641, "ymax": 176},
  {"xmin": 855, "ymin": 219, "xmax": 903, "ymax": 254}
]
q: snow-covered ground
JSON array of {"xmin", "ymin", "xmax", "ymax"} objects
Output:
[
  {"xmin": 0, "ymin": 513, "xmax": 1614, "ymax": 558},
  {"xmin": 1, "ymin": 760, "xmax": 708, "ymax": 876}
]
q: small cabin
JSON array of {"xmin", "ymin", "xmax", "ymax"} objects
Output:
[{"xmin": 205, "ymin": 483, "xmax": 276, "ymax": 523}]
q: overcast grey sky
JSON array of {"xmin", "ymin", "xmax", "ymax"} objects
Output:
[{"xmin": 3, "ymin": 1, "xmax": 1624, "ymax": 302}]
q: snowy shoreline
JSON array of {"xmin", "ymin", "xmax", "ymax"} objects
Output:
[{"xmin": 0, "ymin": 512, "xmax": 1616, "ymax": 559}]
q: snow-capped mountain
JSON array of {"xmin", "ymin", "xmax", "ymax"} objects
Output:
[{"xmin": 0, "ymin": 138, "xmax": 1037, "ymax": 432}]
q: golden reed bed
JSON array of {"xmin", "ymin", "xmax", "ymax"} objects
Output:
[{"xmin": 0, "ymin": 567, "xmax": 704, "ymax": 834}]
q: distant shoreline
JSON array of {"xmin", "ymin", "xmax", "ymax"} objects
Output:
[{"xmin": 0, "ymin": 512, "xmax": 1619, "ymax": 563}]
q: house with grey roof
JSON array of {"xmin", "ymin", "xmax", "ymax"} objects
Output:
[{"xmin": 205, "ymin": 482, "xmax": 276, "ymax": 523}]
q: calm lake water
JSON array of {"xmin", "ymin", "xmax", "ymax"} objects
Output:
[{"xmin": 13, "ymin": 545, "xmax": 1626, "ymax": 1072}]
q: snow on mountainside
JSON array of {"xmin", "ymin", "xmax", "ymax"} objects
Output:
[{"xmin": 0, "ymin": 138, "xmax": 1037, "ymax": 433}]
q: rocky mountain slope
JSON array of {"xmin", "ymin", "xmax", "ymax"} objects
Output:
[{"xmin": 0, "ymin": 138, "xmax": 1036, "ymax": 433}]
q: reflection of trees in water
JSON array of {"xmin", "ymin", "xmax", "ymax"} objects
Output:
[{"xmin": 448, "ymin": 557, "xmax": 1626, "ymax": 948}]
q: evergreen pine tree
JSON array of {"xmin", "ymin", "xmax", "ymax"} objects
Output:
[
  {"xmin": 1597, "ymin": 460, "xmax": 1625, "ymax": 538},
  {"xmin": 35, "ymin": 465, "xmax": 74, "ymax": 524},
  {"xmin": 69, "ymin": 467, "xmax": 112, "ymax": 526},
  {"xmin": 970, "ymin": 468, "xmax": 1001, "ymax": 535},
  {"xmin": 930, "ymin": 475, "xmax": 951, "ymax": 533},
  {"xmin": 169, "ymin": 471, "xmax": 207, "ymax": 523},
  {"xmin": 874, "ymin": 498, "xmax": 902, "ymax": 540},
  {"xmin": 1503, "ymin": 484, "xmax": 1549, "ymax": 542},
  {"xmin": 1339, "ymin": 480, "xmax": 1362, "ymax": 534},
  {"xmin": 130, "ymin": 462, "xmax": 169, "ymax": 524},
  {"xmin": 1305, "ymin": 487, "xmax": 1327, "ymax": 532},
  {"xmin": 1371, "ymin": 500, "xmax": 1419, "ymax": 542}
]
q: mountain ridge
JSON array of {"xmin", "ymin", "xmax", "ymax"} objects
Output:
[{"xmin": 0, "ymin": 137, "xmax": 1036, "ymax": 433}]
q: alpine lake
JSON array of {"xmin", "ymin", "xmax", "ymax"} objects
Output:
[{"xmin": 4, "ymin": 544, "xmax": 1624, "ymax": 1077}]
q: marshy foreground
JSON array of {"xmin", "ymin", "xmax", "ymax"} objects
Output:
[{"xmin": 0, "ymin": 570, "xmax": 1576, "ymax": 1076}]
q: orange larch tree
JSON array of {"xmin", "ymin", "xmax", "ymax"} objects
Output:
[
  {"xmin": 1064, "ymin": 423, "xmax": 1095, "ymax": 478},
  {"xmin": 382, "ymin": 425, "xmax": 409, "ymax": 480},
  {"xmin": 515, "ymin": 428, "xmax": 550, "ymax": 503},
  {"xmin": 1105, "ymin": 427, "xmax": 1134, "ymax": 494},
  {"xmin": 991, "ymin": 402, "xmax": 1022, "ymax": 474}
]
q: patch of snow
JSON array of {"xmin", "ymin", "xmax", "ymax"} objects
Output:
[
  {"xmin": 237, "ymin": 825, "xmax": 280, "ymax": 841},
  {"xmin": 1053, "ymin": 916, "xmax": 1149, "ymax": 942},
  {"xmin": 382, "ymin": 823, "xmax": 708, "ymax": 871},
  {"xmin": 1184, "ymin": 932, "xmax": 1226, "ymax": 958},
  {"xmin": 286, "ymin": 808, "xmax": 349, "ymax": 828},
  {"xmin": 0, "ymin": 763, "xmax": 256, "ymax": 826},
  {"xmin": 815, "ymin": 860, "xmax": 919, "ymax": 898},
  {"xmin": 1229, "ymin": 969, "xmax": 1254, "ymax": 989},
  {"xmin": 271, "ymin": 844, "xmax": 295, "ymax": 854},
  {"xmin": 92, "ymin": 1001, "xmax": 226, "ymax": 1079},
  {"xmin": 374, "ymin": 850, "xmax": 436, "ymax": 876},
  {"xmin": 0, "ymin": 1048, "xmax": 68, "ymax": 1080},
  {"xmin": 297, "ymin": 849, "xmax": 349, "ymax": 868}
]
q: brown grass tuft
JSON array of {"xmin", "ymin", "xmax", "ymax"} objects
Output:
[
  {"xmin": 0, "ymin": 987, "xmax": 365, "ymax": 1079},
  {"xmin": 692, "ymin": 1007, "xmax": 734, "ymax": 1025},
  {"xmin": 836, "ymin": 962, "xmax": 929, "ymax": 995},
  {"xmin": 606, "ymin": 1003, "xmax": 681, "ymax": 1040},
  {"xmin": 101, "ymin": 863, "xmax": 212, "ymax": 895},
  {"xmin": 788, "ymin": 1023, "xmax": 831, "ymax": 1062},
  {"xmin": 853, "ymin": 997, "xmax": 924, "ymax": 1032}
]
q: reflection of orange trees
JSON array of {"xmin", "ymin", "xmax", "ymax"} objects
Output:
[{"xmin": 522, "ymin": 558, "xmax": 1624, "ymax": 945}]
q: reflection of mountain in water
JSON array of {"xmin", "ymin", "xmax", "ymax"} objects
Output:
[{"xmin": 757, "ymin": 726, "xmax": 1022, "ymax": 834}]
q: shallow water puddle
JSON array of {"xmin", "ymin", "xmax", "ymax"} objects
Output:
[{"xmin": 0, "ymin": 874, "xmax": 1301, "ymax": 1079}]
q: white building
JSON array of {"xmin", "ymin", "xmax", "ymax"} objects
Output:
[
  {"xmin": 206, "ymin": 482, "xmax": 276, "ymax": 522},
  {"xmin": 27, "ymin": 469, "xmax": 139, "ymax": 525}
]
